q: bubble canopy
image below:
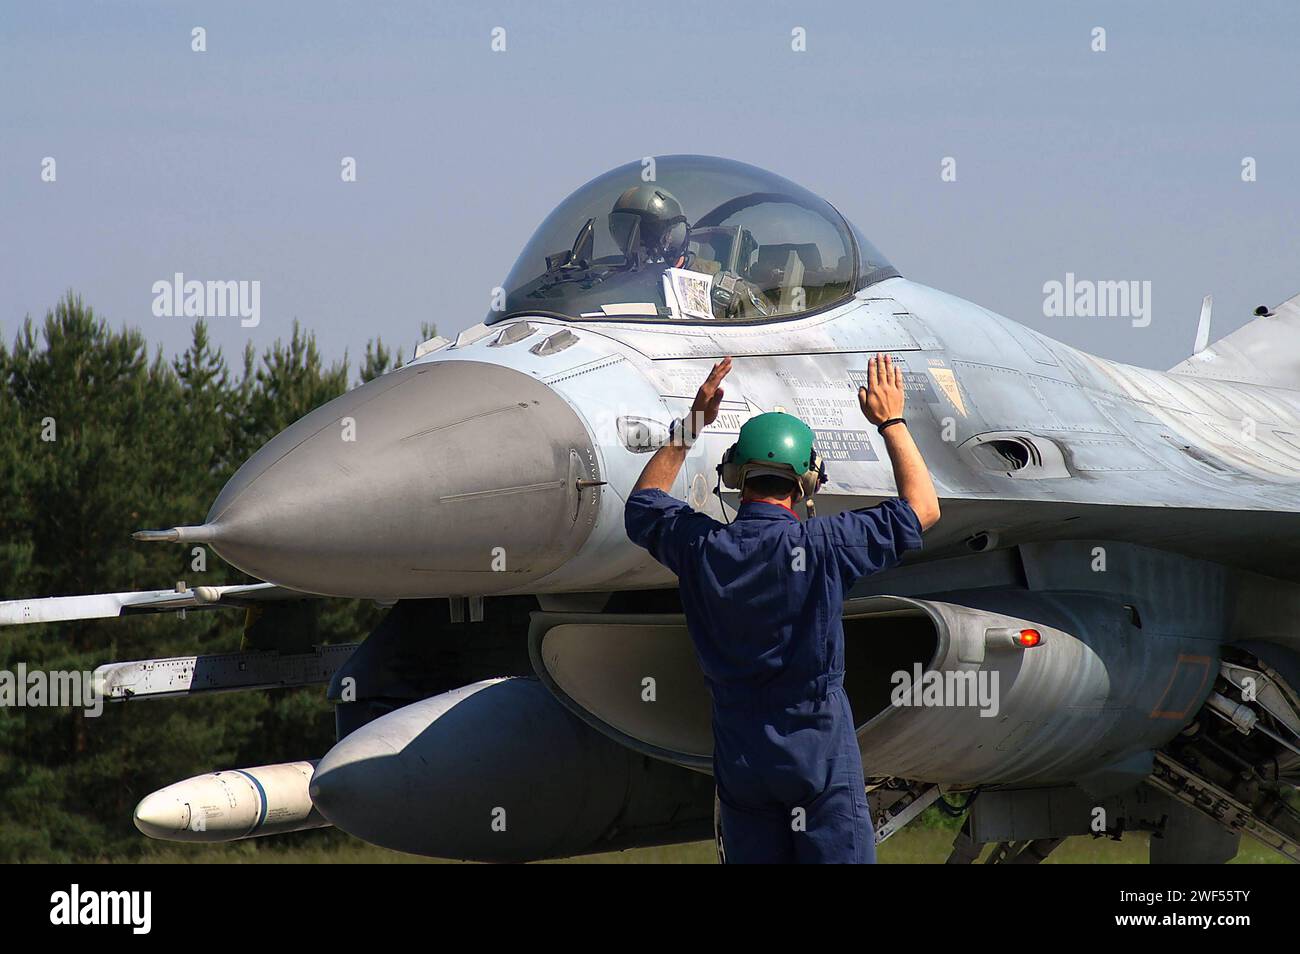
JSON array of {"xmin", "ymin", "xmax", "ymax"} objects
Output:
[{"xmin": 487, "ymin": 156, "xmax": 896, "ymax": 326}]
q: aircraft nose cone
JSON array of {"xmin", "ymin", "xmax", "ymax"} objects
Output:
[{"xmin": 204, "ymin": 360, "xmax": 601, "ymax": 598}]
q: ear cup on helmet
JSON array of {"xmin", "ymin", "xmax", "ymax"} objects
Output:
[
  {"xmin": 718, "ymin": 443, "xmax": 743, "ymax": 490},
  {"xmin": 795, "ymin": 448, "xmax": 827, "ymax": 501},
  {"xmin": 812, "ymin": 448, "xmax": 827, "ymax": 488}
]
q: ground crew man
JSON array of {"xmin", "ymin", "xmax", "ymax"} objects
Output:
[{"xmin": 624, "ymin": 353, "xmax": 941, "ymax": 863}]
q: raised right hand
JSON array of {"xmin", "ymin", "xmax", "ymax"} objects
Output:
[{"xmin": 690, "ymin": 356, "xmax": 732, "ymax": 429}]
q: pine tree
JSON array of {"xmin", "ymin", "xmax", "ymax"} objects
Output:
[{"xmin": 0, "ymin": 297, "xmax": 390, "ymax": 860}]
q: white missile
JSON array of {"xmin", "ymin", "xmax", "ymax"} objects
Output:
[{"xmin": 134, "ymin": 760, "xmax": 330, "ymax": 842}]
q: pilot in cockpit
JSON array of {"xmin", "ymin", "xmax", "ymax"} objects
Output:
[
  {"xmin": 489, "ymin": 155, "xmax": 886, "ymax": 328},
  {"xmin": 608, "ymin": 185, "xmax": 773, "ymax": 320}
]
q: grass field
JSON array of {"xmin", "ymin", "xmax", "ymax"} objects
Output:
[{"xmin": 131, "ymin": 827, "xmax": 1288, "ymax": 864}]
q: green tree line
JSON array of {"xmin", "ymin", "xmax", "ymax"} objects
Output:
[{"xmin": 0, "ymin": 292, "xmax": 421, "ymax": 861}]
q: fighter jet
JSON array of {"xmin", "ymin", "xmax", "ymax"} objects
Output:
[{"xmin": 6, "ymin": 155, "xmax": 1300, "ymax": 863}]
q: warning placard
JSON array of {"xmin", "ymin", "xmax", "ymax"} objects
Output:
[{"xmin": 814, "ymin": 428, "xmax": 879, "ymax": 461}]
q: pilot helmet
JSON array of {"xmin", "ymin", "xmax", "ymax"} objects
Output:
[{"xmin": 609, "ymin": 185, "xmax": 689, "ymax": 263}]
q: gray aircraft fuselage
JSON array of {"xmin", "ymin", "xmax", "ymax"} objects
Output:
[{"xmin": 199, "ymin": 274, "xmax": 1300, "ymax": 603}]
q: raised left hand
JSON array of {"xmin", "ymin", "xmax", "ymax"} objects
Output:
[{"xmin": 858, "ymin": 353, "xmax": 904, "ymax": 426}]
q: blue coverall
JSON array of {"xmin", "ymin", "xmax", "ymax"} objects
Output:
[{"xmin": 625, "ymin": 489, "xmax": 924, "ymax": 864}]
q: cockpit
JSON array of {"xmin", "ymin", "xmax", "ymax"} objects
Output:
[{"xmin": 487, "ymin": 156, "xmax": 897, "ymax": 325}]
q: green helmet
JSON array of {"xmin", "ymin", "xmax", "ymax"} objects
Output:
[{"xmin": 718, "ymin": 412, "xmax": 825, "ymax": 500}]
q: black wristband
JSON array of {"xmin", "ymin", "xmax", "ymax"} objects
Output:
[
  {"xmin": 669, "ymin": 415, "xmax": 698, "ymax": 447},
  {"xmin": 877, "ymin": 417, "xmax": 906, "ymax": 434}
]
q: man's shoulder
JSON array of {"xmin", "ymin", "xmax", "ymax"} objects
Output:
[
  {"xmin": 806, "ymin": 499, "xmax": 925, "ymax": 559},
  {"xmin": 624, "ymin": 487, "xmax": 725, "ymax": 554},
  {"xmin": 807, "ymin": 499, "xmax": 920, "ymax": 536},
  {"xmin": 625, "ymin": 488, "xmax": 722, "ymax": 530},
  {"xmin": 625, "ymin": 488, "xmax": 687, "ymax": 515},
  {"xmin": 627, "ymin": 487, "xmax": 676, "ymax": 504}
]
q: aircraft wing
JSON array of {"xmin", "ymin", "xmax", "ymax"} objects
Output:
[
  {"xmin": 1169, "ymin": 290, "xmax": 1300, "ymax": 387},
  {"xmin": 0, "ymin": 582, "xmax": 306, "ymax": 627}
]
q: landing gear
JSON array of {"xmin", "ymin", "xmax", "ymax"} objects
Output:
[
  {"xmin": 942, "ymin": 650, "xmax": 1300, "ymax": 864},
  {"xmin": 870, "ymin": 779, "xmax": 943, "ymax": 845},
  {"xmin": 1145, "ymin": 652, "xmax": 1300, "ymax": 863}
]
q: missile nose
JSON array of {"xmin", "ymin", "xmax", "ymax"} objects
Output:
[
  {"xmin": 204, "ymin": 360, "xmax": 602, "ymax": 598},
  {"xmin": 133, "ymin": 790, "xmax": 189, "ymax": 839}
]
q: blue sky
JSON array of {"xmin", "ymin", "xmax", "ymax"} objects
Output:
[{"xmin": 2, "ymin": 0, "xmax": 1297, "ymax": 372}]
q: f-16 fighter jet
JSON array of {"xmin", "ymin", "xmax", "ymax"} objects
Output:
[{"xmin": 7, "ymin": 156, "xmax": 1300, "ymax": 864}]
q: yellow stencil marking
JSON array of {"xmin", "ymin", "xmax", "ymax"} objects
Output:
[{"xmin": 929, "ymin": 367, "xmax": 967, "ymax": 416}]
